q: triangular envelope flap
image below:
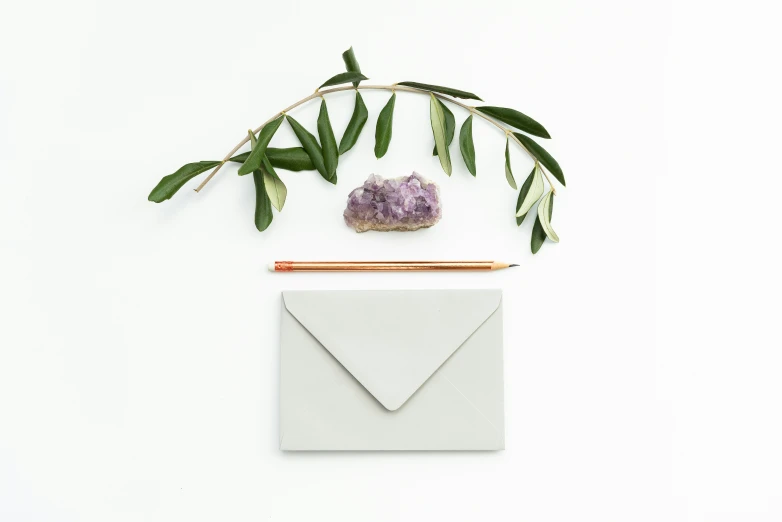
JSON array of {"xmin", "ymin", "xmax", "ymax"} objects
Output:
[{"xmin": 282, "ymin": 289, "xmax": 501, "ymax": 411}]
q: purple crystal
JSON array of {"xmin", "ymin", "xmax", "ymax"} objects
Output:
[{"xmin": 343, "ymin": 172, "xmax": 442, "ymax": 232}]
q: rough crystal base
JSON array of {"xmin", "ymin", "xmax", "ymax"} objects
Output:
[{"xmin": 343, "ymin": 172, "xmax": 442, "ymax": 233}]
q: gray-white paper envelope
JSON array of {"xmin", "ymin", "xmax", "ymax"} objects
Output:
[{"xmin": 279, "ymin": 289, "xmax": 504, "ymax": 451}]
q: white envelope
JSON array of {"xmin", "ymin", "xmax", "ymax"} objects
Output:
[{"xmin": 279, "ymin": 289, "xmax": 505, "ymax": 451}]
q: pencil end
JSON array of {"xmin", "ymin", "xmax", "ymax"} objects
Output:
[{"xmin": 509, "ymin": 264, "xmax": 519, "ymax": 268}]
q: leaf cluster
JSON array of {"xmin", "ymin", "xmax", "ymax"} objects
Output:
[{"xmin": 148, "ymin": 48, "xmax": 565, "ymax": 253}]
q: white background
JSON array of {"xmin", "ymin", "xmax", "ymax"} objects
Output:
[{"xmin": 1, "ymin": 0, "xmax": 780, "ymax": 520}]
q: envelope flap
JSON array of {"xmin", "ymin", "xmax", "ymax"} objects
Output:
[{"xmin": 282, "ymin": 289, "xmax": 501, "ymax": 411}]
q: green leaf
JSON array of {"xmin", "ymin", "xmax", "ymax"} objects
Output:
[
  {"xmin": 374, "ymin": 92, "xmax": 396, "ymax": 158},
  {"xmin": 247, "ymin": 129, "xmax": 257, "ymax": 148},
  {"xmin": 504, "ymin": 138, "xmax": 516, "ymax": 189},
  {"xmin": 397, "ymin": 81, "xmax": 482, "ymax": 101},
  {"xmin": 430, "ymin": 93, "xmax": 452, "ymax": 176},
  {"xmin": 253, "ymin": 170, "xmax": 273, "ymax": 232},
  {"xmin": 286, "ymin": 115, "xmax": 333, "ymax": 183},
  {"xmin": 341, "ymin": 46, "xmax": 363, "ymax": 87},
  {"xmin": 339, "ymin": 91, "xmax": 368, "ymax": 155},
  {"xmin": 230, "ymin": 148, "xmax": 314, "ymax": 172},
  {"xmin": 319, "ymin": 71, "xmax": 368, "ymax": 89},
  {"xmin": 265, "ymin": 147, "xmax": 313, "ymax": 172},
  {"xmin": 459, "ymin": 115, "xmax": 476, "ymax": 176},
  {"xmin": 148, "ymin": 161, "xmax": 220, "ymax": 203},
  {"xmin": 237, "ymin": 115, "xmax": 284, "ymax": 176},
  {"xmin": 531, "ymin": 194, "xmax": 553, "ymax": 254},
  {"xmin": 475, "ymin": 106, "xmax": 550, "ymax": 139},
  {"xmin": 261, "ymin": 156, "xmax": 287, "ymax": 212},
  {"xmin": 516, "ymin": 163, "xmax": 544, "ymax": 218},
  {"xmin": 317, "ymin": 98, "xmax": 338, "ymax": 180},
  {"xmin": 537, "ymin": 190, "xmax": 559, "ymax": 243},
  {"xmin": 516, "ymin": 167, "xmax": 534, "ymax": 225},
  {"xmin": 513, "ymin": 132, "xmax": 565, "ymax": 186},
  {"xmin": 432, "ymin": 99, "xmax": 454, "ymax": 156}
]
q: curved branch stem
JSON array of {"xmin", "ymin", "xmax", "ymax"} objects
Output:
[{"xmin": 194, "ymin": 83, "xmax": 555, "ymax": 193}]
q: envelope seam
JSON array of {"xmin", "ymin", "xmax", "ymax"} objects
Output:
[{"xmin": 442, "ymin": 374, "xmax": 502, "ymax": 437}]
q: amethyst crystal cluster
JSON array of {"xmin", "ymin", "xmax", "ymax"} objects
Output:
[{"xmin": 343, "ymin": 172, "xmax": 442, "ymax": 232}]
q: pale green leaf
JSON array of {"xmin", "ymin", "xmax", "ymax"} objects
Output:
[
  {"xmin": 261, "ymin": 156, "xmax": 286, "ymax": 212},
  {"xmin": 516, "ymin": 167, "xmax": 535, "ymax": 225},
  {"xmin": 531, "ymin": 194, "xmax": 553, "ymax": 254},
  {"xmin": 432, "ymin": 99, "xmax": 454, "ymax": 156},
  {"xmin": 429, "ymin": 93, "xmax": 452, "ymax": 175},
  {"xmin": 537, "ymin": 190, "xmax": 559, "ymax": 243},
  {"xmin": 516, "ymin": 163, "xmax": 544, "ymax": 217},
  {"xmin": 504, "ymin": 138, "xmax": 516, "ymax": 189}
]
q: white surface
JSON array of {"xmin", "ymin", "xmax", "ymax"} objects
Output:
[
  {"xmin": 1, "ymin": 0, "xmax": 780, "ymax": 520},
  {"xmin": 280, "ymin": 290, "xmax": 504, "ymax": 449}
]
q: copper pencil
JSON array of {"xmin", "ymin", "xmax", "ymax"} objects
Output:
[{"xmin": 269, "ymin": 261, "xmax": 519, "ymax": 272}]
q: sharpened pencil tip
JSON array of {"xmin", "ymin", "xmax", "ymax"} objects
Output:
[{"xmin": 509, "ymin": 264, "xmax": 519, "ymax": 267}]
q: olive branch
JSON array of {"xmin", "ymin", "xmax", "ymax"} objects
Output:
[{"xmin": 148, "ymin": 47, "xmax": 566, "ymax": 253}]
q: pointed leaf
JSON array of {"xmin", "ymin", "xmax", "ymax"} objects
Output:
[
  {"xmin": 342, "ymin": 46, "xmax": 363, "ymax": 87},
  {"xmin": 459, "ymin": 115, "xmax": 476, "ymax": 176},
  {"xmin": 264, "ymin": 147, "xmax": 313, "ymax": 172},
  {"xmin": 537, "ymin": 191, "xmax": 559, "ymax": 243},
  {"xmin": 430, "ymin": 93, "xmax": 452, "ymax": 176},
  {"xmin": 319, "ymin": 71, "xmax": 368, "ymax": 89},
  {"xmin": 230, "ymin": 148, "xmax": 315, "ymax": 172},
  {"xmin": 148, "ymin": 161, "xmax": 220, "ymax": 203},
  {"xmin": 286, "ymin": 115, "xmax": 333, "ymax": 183},
  {"xmin": 317, "ymin": 98, "xmax": 338, "ymax": 180},
  {"xmin": 237, "ymin": 115, "xmax": 284, "ymax": 175},
  {"xmin": 397, "ymin": 81, "xmax": 482, "ymax": 101},
  {"xmin": 515, "ymin": 164, "xmax": 543, "ymax": 224},
  {"xmin": 516, "ymin": 167, "xmax": 534, "ymax": 225},
  {"xmin": 253, "ymin": 170, "xmax": 273, "ymax": 232},
  {"xmin": 516, "ymin": 164, "xmax": 544, "ymax": 217},
  {"xmin": 247, "ymin": 129, "xmax": 257, "ymax": 148},
  {"xmin": 339, "ymin": 91, "xmax": 368, "ymax": 155},
  {"xmin": 432, "ymin": 99, "xmax": 455, "ymax": 156},
  {"xmin": 261, "ymin": 156, "xmax": 287, "ymax": 212},
  {"xmin": 374, "ymin": 92, "xmax": 396, "ymax": 158},
  {"xmin": 476, "ymin": 106, "xmax": 550, "ymax": 139},
  {"xmin": 513, "ymin": 132, "xmax": 565, "ymax": 186},
  {"xmin": 504, "ymin": 138, "xmax": 516, "ymax": 189},
  {"xmin": 530, "ymin": 193, "xmax": 553, "ymax": 254}
]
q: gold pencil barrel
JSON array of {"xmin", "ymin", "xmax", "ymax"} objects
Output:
[{"xmin": 273, "ymin": 261, "xmax": 497, "ymax": 272}]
